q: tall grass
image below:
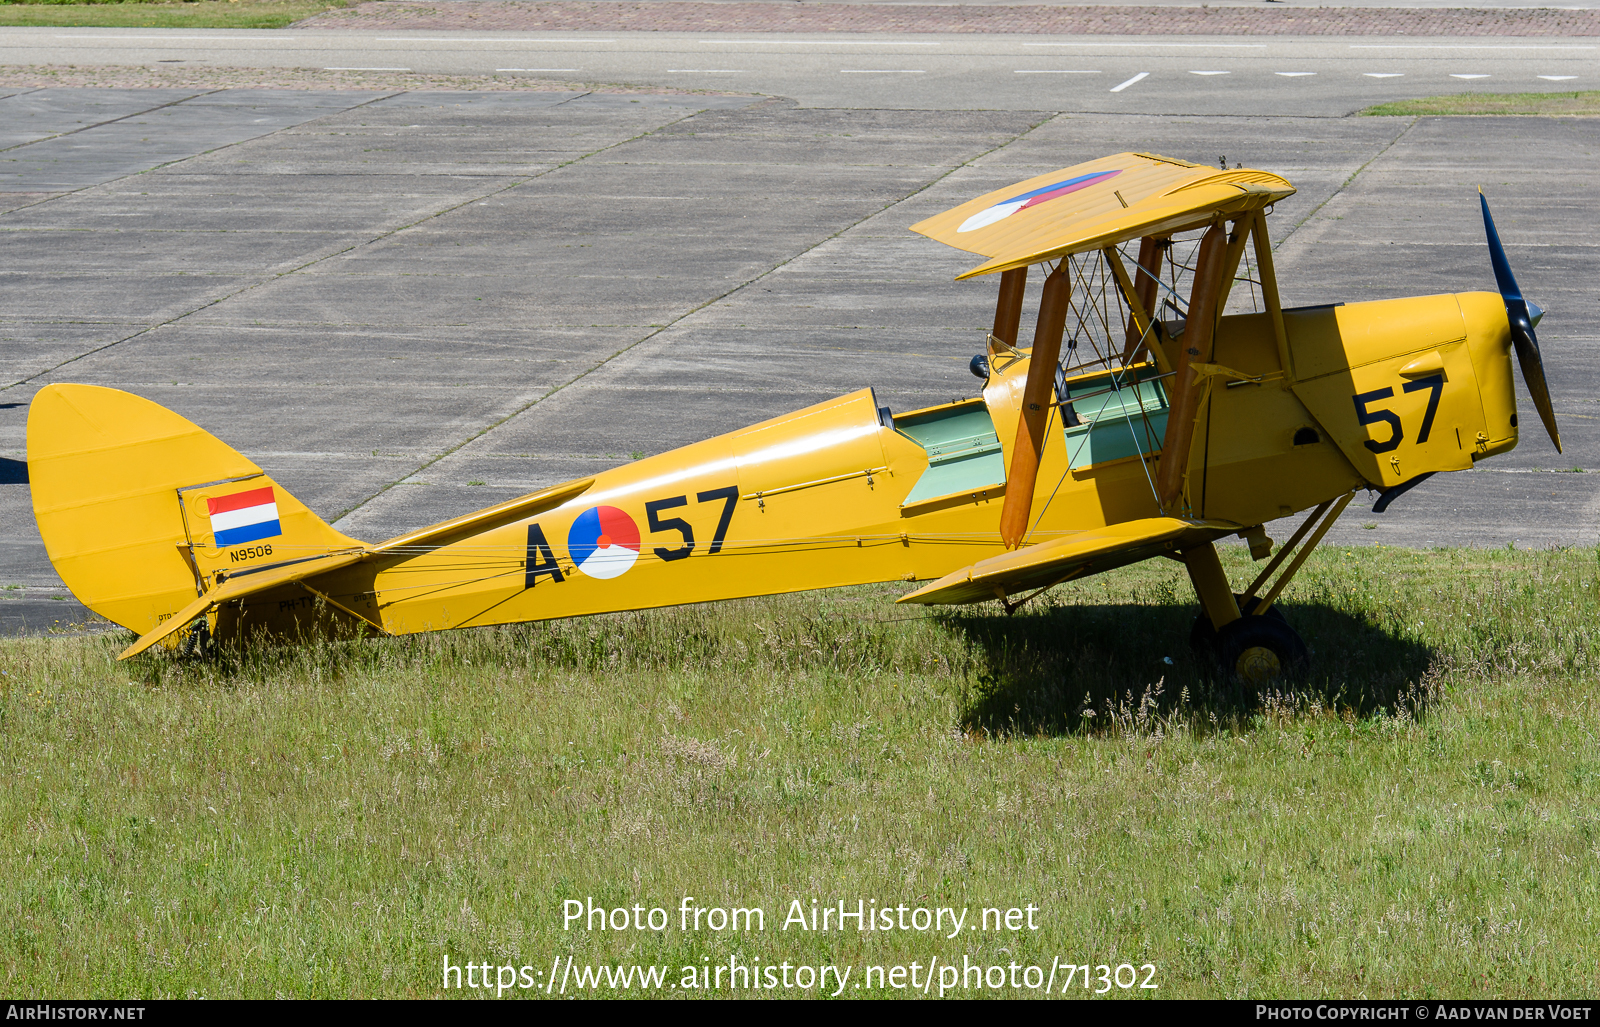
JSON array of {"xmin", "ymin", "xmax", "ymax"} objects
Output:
[
  {"xmin": 3, "ymin": 545, "xmax": 1599, "ymax": 997},
  {"xmin": 0, "ymin": 1, "xmax": 347, "ymax": 30}
]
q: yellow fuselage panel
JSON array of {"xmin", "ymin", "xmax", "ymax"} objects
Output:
[
  {"xmin": 1286, "ymin": 292, "xmax": 1513, "ymax": 488},
  {"xmin": 1458, "ymin": 290, "xmax": 1520, "ymax": 458},
  {"xmin": 228, "ymin": 384, "xmax": 1159, "ymax": 637},
  {"xmin": 353, "ymin": 389, "xmax": 1002, "ymax": 634},
  {"xmin": 1196, "ymin": 311, "xmax": 1365, "ymax": 523}
]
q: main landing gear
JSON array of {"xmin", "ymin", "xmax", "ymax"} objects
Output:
[{"xmin": 1180, "ymin": 493, "xmax": 1352, "ymax": 685}]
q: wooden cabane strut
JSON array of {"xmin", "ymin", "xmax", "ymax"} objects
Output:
[
  {"xmin": 1155, "ymin": 220, "xmax": 1228, "ymax": 516},
  {"xmin": 997, "ymin": 264, "xmax": 1071, "ymax": 549}
]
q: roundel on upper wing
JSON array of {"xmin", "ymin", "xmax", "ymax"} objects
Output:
[
  {"xmin": 567, "ymin": 506, "xmax": 641, "ymax": 580},
  {"xmin": 957, "ymin": 169, "xmax": 1122, "ymax": 234}
]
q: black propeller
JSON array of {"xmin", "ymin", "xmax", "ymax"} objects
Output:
[{"xmin": 1481, "ymin": 189, "xmax": 1561, "ymax": 453}]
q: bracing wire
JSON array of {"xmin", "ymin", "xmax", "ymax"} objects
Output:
[
  {"xmin": 1029, "ymin": 252, "xmax": 1173, "ymax": 535},
  {"xmin": 1026, "ymin": 231, "xmax": 1234, "ymax": 535}
]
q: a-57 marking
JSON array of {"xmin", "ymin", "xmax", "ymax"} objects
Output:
[{"xmin": 524, "ymin": 485, "xmax": 740, "ymax": 589}]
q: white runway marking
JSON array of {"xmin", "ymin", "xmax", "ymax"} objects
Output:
[
  {"xmin": 1364, "ymin": 73, "xmax": 1405, "ymax": 78},
  {"xmin": 1025, "ymin": 42, "xmax": 1266, "ymax": 48},
  {"xmin": 1013, "ymin": 69, "xmax": 1101, "ymax": 74},
  {"xmin": 1451, "ymin": 74, "xmax": 1491, "ymax": 79},
  {"xmin": 841, "ymin": 69, "xmax": 926, "ymax": 73},
  {"xmin": 496, "ymin": 68, "xmax": 579, "ymax": 72},
  {"xmin": 1110, "ymin": 72, "xmax": 1149, "ymax": 92},
  {"xmin": 1190, "ymin": 70, "xmax": 1230, "ymax": 76},
  {"xmin": 1276, "ymin": 72, "xmax": 1316, "ymax": 77},
  {"xmin": 666, "ymin": 69, "xmax": 744, "ymax": 73},
  {"xmin": 325, "ymin": 67, "xmax": 411, "ymax": 71},
  {"xmin": 376, "ymin": 38, "xmax": 617, "ymax": 43},
  {"xmin": 705, "ymin": 40, "xmax": 939, "ymax": 45},
  {"xmin": 1539, "ymin": 75, "xmax": 1580, "ymax": 80},
  {"xmin": 54, "ymin": 34, "xmax": 268, "ymax": 39},
  {"xmin": 1350, "ymin": 44, "xmax": 1595, "ymax": 50}
]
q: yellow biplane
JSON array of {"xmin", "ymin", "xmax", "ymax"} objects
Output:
[{"xmin": 27, "ymin": 152, "xmax": 1558, "ymax": 681}]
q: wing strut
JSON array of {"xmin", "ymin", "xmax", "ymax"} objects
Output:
[
  {"xmin": 990, "ymin": 266, "xmax": 1028, "ymax": 349},
  {"xmin": 1120, "ymin": 236, "xmax": 1165, "ymax": 365},
  {"xmin": 1249, "ymin": 208, "xmax": 1293, "ymax": 375},
  {"xmin": 998, "ymin": 263, "xmax": 1071, "ymax": 549},
  {"xmin": 1155, "ymin": 221, "xmax": 1227, "ymax": 515}
]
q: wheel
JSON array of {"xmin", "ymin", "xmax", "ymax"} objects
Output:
[
  {"xmin": 1214, "ymin": 615, "xmax": 1309, "ymax": 686},
  {"xmin": 1189, "ymin": 593, "xmax": 1286, "ymax": 657}
]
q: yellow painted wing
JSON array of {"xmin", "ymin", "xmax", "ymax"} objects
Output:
[
  {"xmin": 896, "ymin": 517, "xmax": 1238, "ymax": 606},
  {"xmin": 910, "ymin": 152, "xmax": 1295, "ymax": 279}
]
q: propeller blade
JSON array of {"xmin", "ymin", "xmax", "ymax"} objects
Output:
[
  {"xmin": 1513, "ymin": 337, "xmax": 1562, "ymax": 453},
  {"xmin": 1480, "ymin": 189, "xmax": 1525, "ymax": 305},
  {"xmin": 1480, "ymin": 189, "xmax": 1561, "ymax": 453}
]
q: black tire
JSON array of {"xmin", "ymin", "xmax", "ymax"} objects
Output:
[
  {"xmin": 1214, "ymin": 615, "xmax": 1309, "ymax": 685},
  {"xmin": 1189, "ymin": 594, "xmax": 1287, "ymax": 657}
]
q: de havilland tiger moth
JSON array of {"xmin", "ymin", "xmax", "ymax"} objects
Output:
[{"xmin": 26, "ymin": 152, "xmax": 1560, "ymax": 682}]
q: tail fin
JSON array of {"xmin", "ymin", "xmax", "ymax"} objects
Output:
[{"xmin": 28, "ymin": 384, "xmax": 362, "ymax": 634}]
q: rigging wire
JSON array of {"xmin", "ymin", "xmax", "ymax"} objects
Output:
[{"xmin": 1028, "ymin": 243, "xmax": 1184, "ymax": 537}]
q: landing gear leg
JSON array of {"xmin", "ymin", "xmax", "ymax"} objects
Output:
[
  {"xmin": 1214, "ymin": 614, "xmax": 1308, "ymax": 686},
  {"xmin": 1239, "ymin": 493, "xmax": 1354, "ymax": 619},
  {"xmin": 1182, "ymin": 543, "xmax": 1302, "ymax": 681},
  {"xmin": 1180, "ymin": 496, "xmax": 1349, "ymax": 686},
  {"xmin": 1180, "ymin": 542, "xmax": 1240, "ymax": 633}
]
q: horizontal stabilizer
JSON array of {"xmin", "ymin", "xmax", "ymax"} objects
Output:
[
  {"xmin": 117, "ymin": 549, "xmax": 367, "ymax": 660},
  {"xmin": 897, "ymin": 517, "xmax": 1238, "ymax": 606},
  {"xmin": 119, "ymin": 475, "xmax": 602, "ymax": 658},
  {"xmin": 370, "ymin": 478, "xmax": 594, "ymax": 555}
]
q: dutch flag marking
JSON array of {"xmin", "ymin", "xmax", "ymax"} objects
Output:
[{"xmin": 208, "ymin": 486, "xmax": 282, "ymax": 547}]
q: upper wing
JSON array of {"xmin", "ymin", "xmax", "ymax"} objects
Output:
[
  {"xmin": 896, "ymin": 517, "xmax": 1240, "ymax": 606},
  {"xmin": 910, "ymin": 152, "xmax": 1294, "ymax": 279}
]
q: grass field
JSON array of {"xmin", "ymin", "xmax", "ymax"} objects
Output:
[
  {"xmin": 3, "ymin": 543, "xmax": 1599, "ymax": 998},
  {"xmin": 1365, "ymin": 91, "xmax": 1600, "ymax": 117},
  {"xmin": 0, "ymin": 0, "xmax": 346, "ymax": 30}
]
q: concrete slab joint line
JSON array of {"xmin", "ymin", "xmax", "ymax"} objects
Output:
[
  {"xmin": 0, "ymin": 88, "xmax": 421, "ymax": 384},
  {"xmin": 1274, "ymin": 114, "xmax": 1418, "ymax": 252},
  {"xmin": 325, "ymin": 97, "xmax": 781, "ymax": 523},
  {"xmin": 0, "ymin": 87, "xmax": 224, "ymax": 155},
  {"xmin": 293, "ymin": 1, "xmax": 1600, "ymax": 36},
  {"xmin": 0, "ymin": 87, "xmax": 701, "ymax": 397},
  {"xmin": 333, "ymin": 104, "xmax": 1058, "ymax": 528},
  {"xmin": 5, "ymin": 91, "xmax": 459, "ymax": 225}
]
